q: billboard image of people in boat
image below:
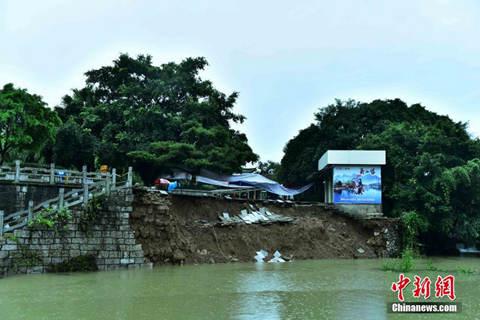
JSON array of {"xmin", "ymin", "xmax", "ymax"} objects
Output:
[{"xmin": 333, "ymin": 166, "xmax": 382, "ymax": 204}]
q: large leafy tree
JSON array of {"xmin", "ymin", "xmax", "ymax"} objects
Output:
[
  {"xmin": 280, "ymin": 99, "xmax": 480, "ymax": 250},
  {"xmin": 359, "ymin": 122, "xmax": 480, "ymax": 250},
  {"xmin": 57, "ymin": 54, "xmax": 257, "ymax": 180},
  {"xmin": 51, "ymin": 120, "xmax": 96, "ymax": 169},
  {"xmin": 280, "ymin": 98, "xmax": 471, "ymax": 185},
  {"xmin": 0, "ymin": 83, "xmax": 60, "ymax": 164}
]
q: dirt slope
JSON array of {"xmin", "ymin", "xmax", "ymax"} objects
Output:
[{"xmin": 130, "ymin": 189, "xmax": 399, "ymax": 265}]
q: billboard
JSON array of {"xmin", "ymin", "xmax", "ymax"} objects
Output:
[{"xmin": 333, "ymin": 166, "xmax": 382, "ymax": 204}]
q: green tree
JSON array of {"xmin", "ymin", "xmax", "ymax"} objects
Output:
[
  {"xmin": 280, "ymin": 99, "xmax": 480, "ymax": 250},
  {"xmin": 52, "ymin": 120, "xmax": 96, "ymax": 169},
  {"xmin": 58, "ymin": 54, "xmax": 257, "ymax": 180},
  {"xmin": 257, "ymin": 160, "xmax": 280, "ymax": 181},
  {"xmin": 0, "ymin": 83, "xmax": 60, "ymax": 164},
  {"xmin": 359, "ymin": 122, "xmax": 480, "ymax": 250},
  {"xmin": 433, "ymin": 159, "xmax": 480, "ymax": 246},
  {"xmin": 279, "ymin": 98, "xmax": 472, "ymax": 185},
  {"xmin": 278, "ymin": 124, "xmax": 321, "ymax": 186}
]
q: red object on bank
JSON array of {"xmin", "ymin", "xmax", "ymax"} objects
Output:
[{"xmin": 154, "ymin": 178, "xmax": 170, "ymax": 186}]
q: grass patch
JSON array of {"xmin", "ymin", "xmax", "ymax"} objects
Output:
[
  {"xmin": 382, "ymin": 248, "xmax": 415, "ymax": 272},
  {"xmin": 382, "ymin": 255, "xmax": 478, "ymax": 275}
]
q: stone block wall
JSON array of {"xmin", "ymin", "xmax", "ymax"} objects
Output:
[{"xmin": 0, "ymin": 188, "xmax": 146, "ymax": 277}]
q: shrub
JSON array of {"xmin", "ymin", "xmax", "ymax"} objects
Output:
[
  {"xmin": 79, "ymin": 195, "xmax": 105, "ymax": 234},
  {"xmin": 28, "ymin": 207, "xmax": 72, "ymax": 232}
]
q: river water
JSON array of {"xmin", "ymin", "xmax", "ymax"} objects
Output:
[{"xmin": 0, "ymin": 258, "xmax": 478, "ymax": 320}]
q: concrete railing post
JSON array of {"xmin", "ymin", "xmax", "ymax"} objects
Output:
[
  {"xmin": 27, "ymin": 200, "xmax": 33, "ymax": 222},
  {"xmin": 59, "ymin": 188, "xmax": 65, "ymax": 209},
  {"xmin": 105, "ymin": 173, "xmax": 111, "ymax": 195},
  {"xmin": 82, "ymin": 165, "xmax": 88, "ymax": 205},
  {"xmin": 50, "ymin": 163, "xmax": 55, "ymax": 184},
  {"xmin": 14, "ymin": 160, "xmax": 20, "ymax": 183},
  {"xmin": 111, "ymin": 168, "xmax": 116, "ymax": 190},
  {"xmin": 127, "ymin": 167, "xmax": 133, "ymax": 187},
  {"xmin": 0, "ymin": 210, "xmax": 4, "ymax": 236}
]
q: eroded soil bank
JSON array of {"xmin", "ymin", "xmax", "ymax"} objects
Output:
[{"xmin": 130, "ymin": 188, "xmax": 400, "ymax": 265}]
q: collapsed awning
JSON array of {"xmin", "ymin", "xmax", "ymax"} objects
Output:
[{"xmin": 165, "ymin": 169, "xmax": 313, "ymax": 196}]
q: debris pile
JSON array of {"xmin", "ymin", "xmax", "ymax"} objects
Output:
[
  {"xmin": 218, "ymin": 205, "xmax": 294, "ymax": 226},
  {"xmin": 254, "ymin": 249, "xmax": 269, "ymax": 262},
  {"xmin": 254, "ymin": 250, "xmax": 287, "ymax": 263}
]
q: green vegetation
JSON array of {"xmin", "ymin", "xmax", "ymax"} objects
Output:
[
  {"xmin": 281, "ymin": 99, "xmax": 480, "ymax": 253},
  {"xmin": 2, "ymin": 233, "xmax": 17, "ymax": 242},
  {"xmin": 401, "ymin": 211, "xmax": 427, "ymax": 250},
  {"xmin": 55, "ymin": 54, "xmax": 258, "ymax": 181},
  {"xmin": 0, "ymin": 83, "xmax": 60, "ymax": 164},
  {"xmin": 51, "ymin": 119, "xmax": 96, "ymax": 169},
  {"xmin": 458, "ymin": 266, "xmax": 476, "ymax": 274},
  {"xmin": 382, "ymin": 248, "xmax": 415, "ymax": 272},
  {"xmin": 28, "ymin": 207, "xmax": 72, "ymax": 233},
  {"xmin": 383, "ymin": 256, "xmax": 479, "ymax": 275},
  {"xmin": 79, "ymin": 195, "xmax": 105, "ymax": 234},
  {"xmin": 257, "ymin": 160, "xmax": 281, "ymax": 181},
  {"xmin": 47, "ymin": 254, "xmax": 98, "ymax": 272},
  {"xmin": 2, "ymin": 54, "xmax": 257, "ymax": 178},
  {"xmin": 425, "ymin": 259, "xmax": 439, "ymax": 271}
]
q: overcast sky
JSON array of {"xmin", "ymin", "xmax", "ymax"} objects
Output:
[{"xmin": 1, "ymin": 0, "xmax": 480, "ymax": 162}]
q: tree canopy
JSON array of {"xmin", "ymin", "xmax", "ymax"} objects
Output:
[
  {"xmin": 51, "ymin": 119, "xmax": 96, "ymax": 169},
  {"xmin": 280, "ymin": 99, "xmax": 480, "ymax": 251},
  {"xmin": 57, "ymin": 54, "xmax": 257, "ymax": 180},
  {"xmin": 0, "ymin": 83, "xmax": 60, "ymax": 164}
]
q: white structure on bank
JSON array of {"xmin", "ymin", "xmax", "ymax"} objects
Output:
[{"xmin": 318, "ymin": 150, "xmax": 386, "ymax": 217}]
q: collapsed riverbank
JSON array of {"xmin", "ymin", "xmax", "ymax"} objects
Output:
[{"xmin": 130, "ymin": 188, "xmax": 401, "ymax": 265}]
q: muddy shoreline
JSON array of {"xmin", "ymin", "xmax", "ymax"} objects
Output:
[{"xmin": 130, "ymin": 189, "xmax": 400, "ymax": 265}]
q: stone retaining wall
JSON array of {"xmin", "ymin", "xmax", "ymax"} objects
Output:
[{"xmin": 0, "ymin": 188, "xmax": 146, "ymax": 277}]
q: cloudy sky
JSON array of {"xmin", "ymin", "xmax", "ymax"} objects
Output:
[{"xmin": 1, "ymin": 0, "xmax": 480, "ymax": 162}]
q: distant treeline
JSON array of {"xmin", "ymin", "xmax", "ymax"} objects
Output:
[{"xmin": 279, "ymin": 99, "xmax": 480, "ymax": 253}]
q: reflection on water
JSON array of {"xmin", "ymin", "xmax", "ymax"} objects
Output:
[
  {"xmin": 0, "ymin": 258, "xmax": 478, "ymax": 320},
  {"xmin": 235, "ymin": 263, "xmax": 285, "ymax": 320}
]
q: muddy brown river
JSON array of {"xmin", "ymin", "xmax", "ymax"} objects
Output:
[{"xmin": 0, "ymin": 258, "xmax": 478, "ymax": 319}]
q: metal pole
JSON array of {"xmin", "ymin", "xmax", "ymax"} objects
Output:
[
  {"xmin": 83, "ymin": 165, "xmax": 88, "ymax": 205},
  {"xmin": 15, "ymin": 160, "xmax": 20, "ymax": 183},
  {"xmin": 50, "ymin": 163, "xmax": 55, "ymax": 184},
  {"xmin": 127, "ymin": 167, "xmax": 133, "ymax": 187},
  {"xmin": 59, "ymin": 188, "xmax": 65, "ymax": 209}
]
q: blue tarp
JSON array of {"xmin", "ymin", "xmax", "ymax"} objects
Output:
[
  {"xmin": 166, "ymin": 169, "xmax": 313, "ymax": 196},
  {"xmin": 167, "ymin": 181, "xmax": 179, "ymax": 192}
]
